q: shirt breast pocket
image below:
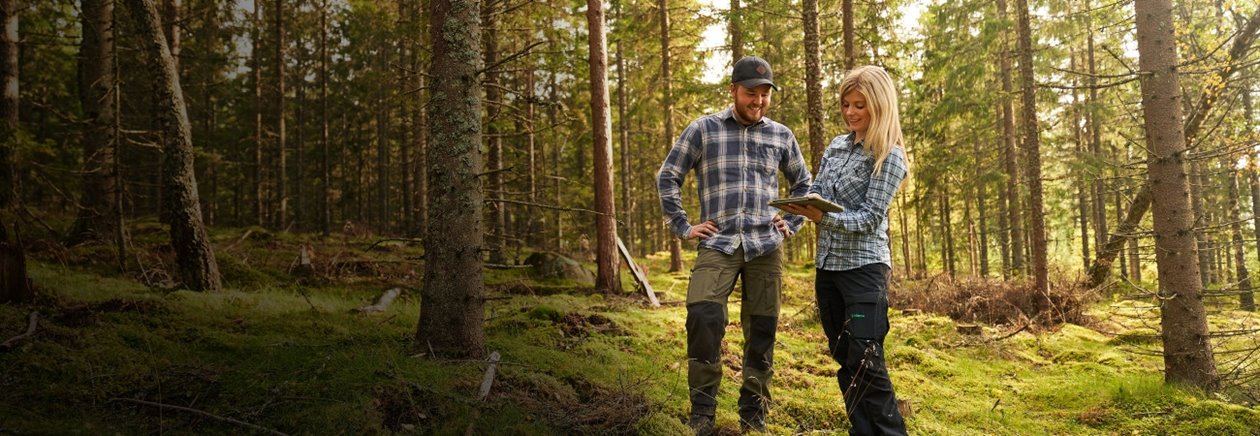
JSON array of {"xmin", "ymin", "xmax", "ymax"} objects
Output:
[{"xmin": 756, "ymin": 143, "xmax": 782, "ymax": 175}]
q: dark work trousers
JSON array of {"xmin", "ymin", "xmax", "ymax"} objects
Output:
[
  {"xmin": 816, "ymin": 264, "xmax": 907, "ymax": 436},
  {"xmin": 685, "ymin": 247, "xmax": 782, "ymax": 422}
]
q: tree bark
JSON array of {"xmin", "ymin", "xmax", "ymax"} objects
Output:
[
  {"xmin": 482, "ymin": 2, "xmax": 504, "ymax": 263},
  {"xmin": 995, "ymin": 0, "xmax": 1024, "ymax": 278},
  {"xmin": 1191, "ymin": 160, "xmax": 1210, "ymax": 287},
  {"xmin": 1133, "ymin": 0, "xmax": 1218, "ymax": 391},
  {"xmin": 123, "ymin": 0, "xmax": 222, "ymax": 292},
  {"xmin": 842, "ymin": 0, "xmax": 854, "ymax": 70},
  {"xmin": 1087, "ymin": 5, "xmax": 1260, "ymax": 287},
  {"xmin": 803, "ymin": 0, "xmax": 824, "ymax": 174},
  {"xmin": 275, "ymin": 0, "xmax": 287, "ymax": 229},
  {"xmin": 253, "ymin": 0, "xmax": 265, "ymax": 227},
  {"xmin": 974, "ymin": 129, "xmax": 989, "ymax": 278},
  {"xmin": 728, "ymin": 0, "xmax": 742, "ymax": 62},
  {"xmin": 1228, "ymin": 162, "xmax": 1254, "ymax": 311},
  {"xmin": 69, "ymin": 0, "xmax": 119, "ymax": 246},
  {"xmin": 0, "ymin": 0, "xmax": 15, "ymax": 209},
  {"xmin": 615, "ymin": 1, "xmax": 631, "ymax": 254},
  {"xmin": 1015, "ymin": 0, "xmax": 1048, "ymax": 294},
  {"xmin": 940, "ymin": 186, "xmax": 955, "ymax": 277},
  {"xmin": 415, "ymin": 0, "xmax": 485, "ymax": 358},
  {"xmin": 660, "ymin": 0, "xmax": 683, "ymax": 272},
  {"xmin": 319, "ymin": 1, "xmax": 331, "ymax": 236},
  {"xmin": 588, "ymin": 0, "xmax": 620, "ymax": 294},
  {"xmin": 295, "ymin": 30, "xmax": 306, "ymax": 232}
]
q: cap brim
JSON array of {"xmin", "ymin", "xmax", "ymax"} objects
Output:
[{"xmin": 735, "ymin": 79, "xmax": 780, "ymax": 91}]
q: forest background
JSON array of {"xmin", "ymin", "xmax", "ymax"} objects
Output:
[{"xmin": 2, "ymin": 0, "xmax": 1260, "ymax": 433}]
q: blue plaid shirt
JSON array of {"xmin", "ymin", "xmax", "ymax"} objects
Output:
[
  {"xmin": 808, "ymin": 133, "xmax": 908, "ymax": 271},
  {"xmin": 657, "ymin": 107, "xmax": 812, "ymax": 261}
]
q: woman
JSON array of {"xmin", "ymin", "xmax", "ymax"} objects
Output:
[{"xmin": 778, "ymin": 65, "xmax": 909, "ymax": 435}]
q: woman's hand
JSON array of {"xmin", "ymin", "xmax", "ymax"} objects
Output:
[{"xmin": 779, "ymin": 203, "xmax": 824, "ymax": 223}]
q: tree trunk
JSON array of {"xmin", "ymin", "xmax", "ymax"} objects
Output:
[
  {"xmin": 295, "ymin": 34, "xmax": 306, "ymax": 232},
  {"xmin": 482, "ymin": 3, "xmax": 504, "ymax": 264},
  {"xmin": 1134, "ymin": 0, "xmax": 1218, "ymax": 391},
  {"xmin": 524, "ymin": 67, "xmax": 537, "ymax": 246},
  {"xmin": 415, "ymin": 0, "xmax": 485, "ymax": 359},
  {"xmin": 1228, "ymin": 162, "xmax": 1254, "ymax": 311},
  {"xmin": 588, "ymin": 0, "xmax": 620, "ymax": 294},
  {"xmin": 1087, "ymin": 5, "xmax": 1260, "ymax": 287},
  {"xmin": 615, "ymin": 3, "xmax": 631, "ymax": 254},
  {"xmin": 974, "ymin": 131, "xmax": 989, "ymax": 278},
  {"xmin": 161, "ymin": 0, "xmax": 179, "ymax": 68},
  {"xmin": 253, "ymin": 0, "xmax": 265, "ymax": 227},
  {"xmin": 123, "ymin": 0, "xmax": 221, "ymax": 292},
  {"xmin": 1087, "ymin": 17, "xmax": 1108, "ymax": 265},
  {"xmin": 1015, "ymin": 0, "xmax": 1048, "ymax": 295},
  {"xmin": 69, "ymin": 0, "xmax": 119, "ymax": 246},
  {"xmin": 1191, "ymin": 160, "xmax": 1211, "ymax": 287},
  {"xmin": 897, "ymin": 191, "xmax": 911, "ymax": 278},
  {"xmin": 1072, "ymin": 60, "xmax": 1090, "ymax": 274},
  {"xmin": 963, "ymin": 179, "xmax": 976, "ymax": 276},
  {"xmin": 803, "ymin": 0, "xmax": 824, "ymax": 174},
  {"xmin": 660, "ymin": 0, "xmax": 683, "ymax": 273},
  {"xmin": 728, "ymin": 0, "xmax": 742, "ymax": 62},
  {"xmin": 0, "ymin": 0, "xmax": 15, "ymax": 208},
  {"xmin": 319, "ymin": 1, "xmax": 331, "ymax": 236},
  {"xmin": 548, "ymin": 74, "xmax": 562, "ymax": 252},
  {"xmin": 842, "ymin": 0, "xmax": 854, "ymax": 70},
  {"xmin": 995, "ymin": 0, "xmax": 1024, "ymax": 278},
  {"xmin": 374, "ymin": 48, "xmax": 389, "ymax": 231},
  {"xmin": 274, "ymin": 0, "xmax": 288, "ymax": 229},
  {"xmin": 941, "ymin": 186, "xmax": 955, "ymax": 277},
  {"xmin": 995, "ymin": 102, "xmax": 1011, "ymax": 278}
]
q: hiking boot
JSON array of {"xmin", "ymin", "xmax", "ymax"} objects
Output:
[
  {"xmin": 739, "ymin": 415, "xmax": 767, "ymax": 434},
  {"xmin": 687, "ymin": 414, "xmax": 715, "ymax": 436}
]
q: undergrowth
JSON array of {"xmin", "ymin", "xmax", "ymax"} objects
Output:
[{"xmin": 2, "ymin": 226, "xmax": 1258, "ymax": 434}]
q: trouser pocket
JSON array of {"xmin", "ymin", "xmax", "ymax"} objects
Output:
[{"xmin": 844, "ymin": 291, "xmax": 887, "ymax": 340}]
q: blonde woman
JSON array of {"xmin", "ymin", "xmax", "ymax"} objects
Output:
[{"xmin": 778, "ymin": 65, "xmax": 909, "ymax": 435}]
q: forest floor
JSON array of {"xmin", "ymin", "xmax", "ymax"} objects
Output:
[{"xmin": 3, "ymin": 223, "xmax": 1260, "ymax": 434}]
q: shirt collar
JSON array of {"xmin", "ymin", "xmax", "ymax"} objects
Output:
[
  {"xmin": 723, "ymin": 106, "xmax": 765, "ymax": 127},
  {"xmin": 845, "ymin": 131, "xmax": 865, "ymax": 150}
]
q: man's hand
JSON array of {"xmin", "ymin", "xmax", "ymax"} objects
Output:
[
  {"xmin": 772, "ymin": 215, "xmax": 792, "ymax": 238},
  {"xmin": 688, "ymin": 220, "xmax": 719, "ymax": 240}
]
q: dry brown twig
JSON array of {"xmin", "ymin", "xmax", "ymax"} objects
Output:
[{"xmin": 1, "ymin": 312, "xmax": 39, "ymax": 350}]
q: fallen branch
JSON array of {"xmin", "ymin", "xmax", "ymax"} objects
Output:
[
  {"xmin": 365, "ymin": 238, "xmax": 424, "ymax": 251},
  {"xmin": 110, "ymin": 397, "xmax": 290, "ymax": 436},
  {"xmin": 354, "ymin": 288, "xmax": 402, "ymax": 314},
  {"xmin": 484, "ymin": 198, "xmax": 610, "ymax": 216},
  {"xmin": 223, "ymin": 229, "xmax": 255, "ymax": 251},
  {"xmin": 485, "ymin": 263, "xmax": 532, "ymax": 270},
  {"xmin": 477, "ymin": 351, "xmax": 501, "ymax": 401},
  {"xmin": 465, "ymin": 351, "xmax": 502, "ymax": 436},
  {"xmin": 1, "ymin": 312, "xmax": 39, "ymax": 350}
]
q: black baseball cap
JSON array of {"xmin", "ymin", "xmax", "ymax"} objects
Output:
[{"xmin": 731, "ymin": 56, "xmax": 779, "ymax": 91}]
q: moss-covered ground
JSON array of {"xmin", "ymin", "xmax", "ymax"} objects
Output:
[{"xmin": 2, "ymin": 227, "xmax": 1258, "ymax": 434}]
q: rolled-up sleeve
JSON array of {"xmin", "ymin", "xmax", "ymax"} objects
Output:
[
  {"xmin": 780, "ymin": 135, "xmax": 813, "ymax": 234},
  {"xmin": 657, "ymin": 122, "xmax": 703, "ymax": 238}
]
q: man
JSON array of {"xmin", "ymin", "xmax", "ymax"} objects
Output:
[{"xmin": 657, "ymin": 56, "xmax": 812, "ymax": 434}]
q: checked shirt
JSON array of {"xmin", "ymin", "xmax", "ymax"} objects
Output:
[
  {"xmin": 808, "ymin": 133, "xmax": 908, "ymax": 271},
  {"xmin": 657, "ymin": 107, "xmax": 812, "ymax": 261}
]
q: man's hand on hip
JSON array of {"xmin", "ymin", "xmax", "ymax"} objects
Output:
[
  {"xmin": 688, "ymin": 220, "xmax": 719, "ymax": 240},
  {"xmin": 772, "ymin": 215, "xmax": 793, "ymax": 238}
]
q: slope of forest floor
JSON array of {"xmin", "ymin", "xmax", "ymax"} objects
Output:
[{"xmin": 2, "ymin": 224, "xmax": 1259, "ymax": 434}]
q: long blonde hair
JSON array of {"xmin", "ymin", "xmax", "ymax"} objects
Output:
[{"xmin": 839, "ymin": 65, "xmax": 905, "ymax": 175}]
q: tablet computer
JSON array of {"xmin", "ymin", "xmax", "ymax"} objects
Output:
[{"xmin": 768, "ymin": 196, "xmax": 844, "ymax": 213}]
